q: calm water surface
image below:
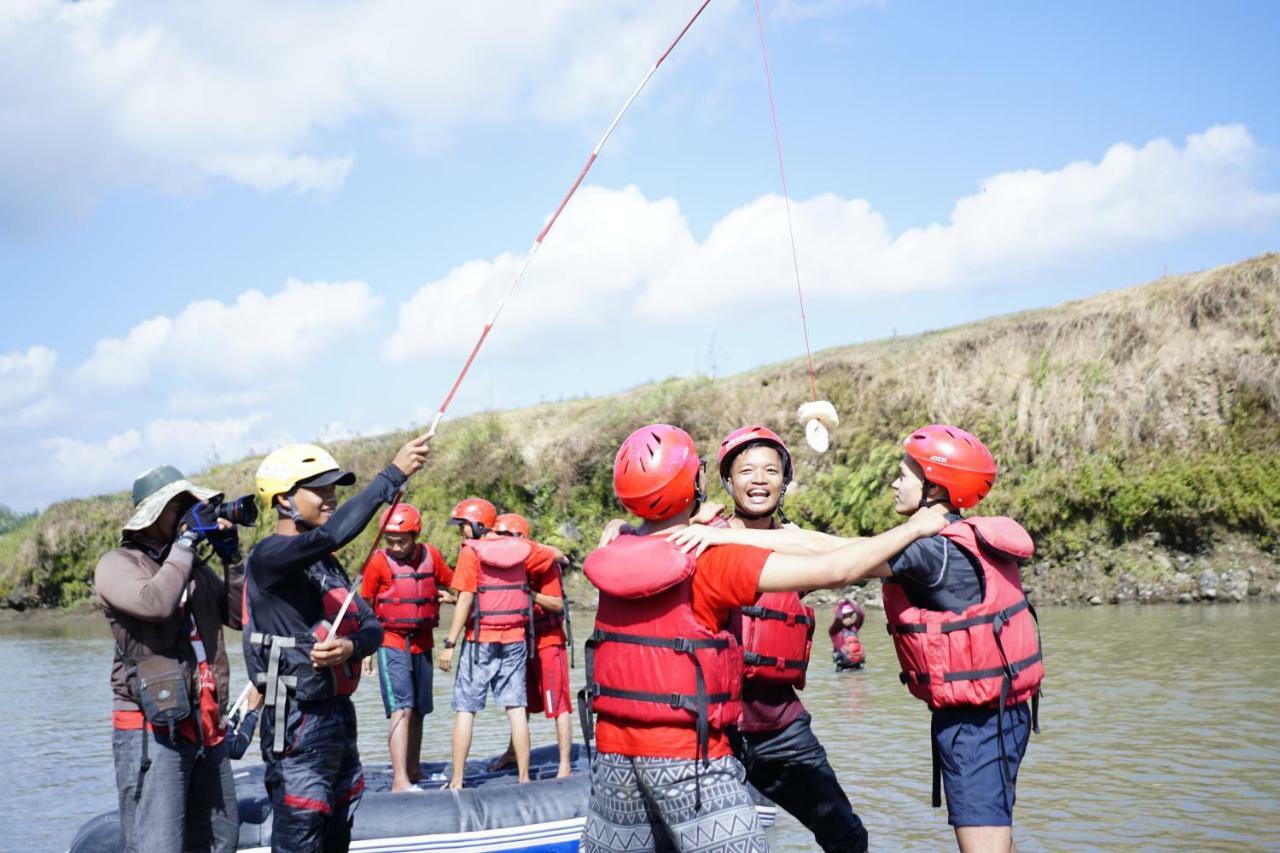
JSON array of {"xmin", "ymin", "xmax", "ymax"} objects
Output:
[{"xmin": 2, "ymin": 604, "xmax": 1277, "ymax": 851}]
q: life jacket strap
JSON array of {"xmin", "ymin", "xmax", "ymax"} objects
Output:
[
  {"xmin": 743, "ymin": 651, "xmax": 807, "ymax": 671},
  {"xmin": 890, "ymin": 597, "xmax": 1030, "ymax": 634},
  {"xmin": 740, "ymin": 604, "xmax": 814, "ymax": 626},
  {"xmin": 590, "ymin": 628, "xmax": 730, "ymax": 652},
  {"xmin": 249, "ymin": 633, "xmax": 298, "ymax": 756}
]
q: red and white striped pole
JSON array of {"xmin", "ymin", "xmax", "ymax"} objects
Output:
[{"xmin": 427, "ymin": 0, "xmax": 714, "ymax": 437}]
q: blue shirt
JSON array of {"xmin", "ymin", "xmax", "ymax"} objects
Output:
[{"xmin": 887, "ymin": 513, "xmax": 983, "ymax": 613}]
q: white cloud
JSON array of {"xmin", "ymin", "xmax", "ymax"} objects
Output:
[
  {"xmin": 384, "ymin": 184, "xmax": 696, "ymax": 361},
  {"xmin": 34, "ymin": 412, "xmax": 284, "ymax": 504},
  {"xmin": 0, "ymin": 345, "xmax": 57, "ymax": 413},
  {"xmin": 385, "ymin": 124, "xmax": 1280, "ymax": 356},
  {"xmin": 0, "ymin": 0, "xmax": 748, "ymax": 228},
  {"xmin": 78, "ymin": 279, "xmax": 383, "ymax": 389}
]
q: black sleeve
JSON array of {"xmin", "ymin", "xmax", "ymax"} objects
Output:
[
  {"xmin": 888, "ymin": 537, "xmax": 947, "ymax": 589},
  {"xmin": 253, "ymin": 465, "xmax": 408, "ymax": 589}
]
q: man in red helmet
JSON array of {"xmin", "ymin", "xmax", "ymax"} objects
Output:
[
  {"xmin": 488, "ymin": 512, "xmax": 575, "ymax": 778},
  {"xmin": 675, "ymin": 425, "xmax": 1041, "ymax": 852},
  {"xmin": 882, "ymin": 425, "xmax": 1041, "ymax": 852},
  {"xmin": 359, "ymin": 503, "xmax": 454, "ymax": 792},
  {"xmin": 715, "ymin": 425, "xmax": 869, "ymax": 852},
  {"xmin": 438, "ymin": 498, "xmax": 559, "ymax": 788},
  {"xmin": 579, "ymin": 424, "xmax": 946, "ymax": 852}
]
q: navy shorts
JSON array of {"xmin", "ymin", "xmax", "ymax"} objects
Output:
[
  {"xmin": 933, "ymin": 701, "xmax": 1031, "ymax": 827},
  {"xmin": 452, "ymin": 640, "xmax": 527, "ymax": 712},
  {"xmin": 376, "ymin": 646, "xmax": 434, "ymax": 717}
]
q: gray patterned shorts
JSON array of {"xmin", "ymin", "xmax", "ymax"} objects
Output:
[{"xmin": 582, "ymin": 752, "xmax": 768, "ymax": 852}]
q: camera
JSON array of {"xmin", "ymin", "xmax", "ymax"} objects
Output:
[{"xmin": 214, "ymin": 494, "xmax": 259, "ymax": 527}]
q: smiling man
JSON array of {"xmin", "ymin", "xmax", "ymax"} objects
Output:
[{"xmin": 245, "ymin": 436, "xmax": 430, "ymax": 853}]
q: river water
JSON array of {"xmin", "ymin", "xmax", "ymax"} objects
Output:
[{"xmin": 2, "ymin": 604, "xmax": 1277, "ymax": 852}]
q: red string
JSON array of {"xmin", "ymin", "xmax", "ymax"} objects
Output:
[{"xmin": 754, "ymin": 0, "xmax": 818, "ymax": 402}]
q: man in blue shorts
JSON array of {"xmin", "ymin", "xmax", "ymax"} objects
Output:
[
  {"xmin": 437, "ymin": 498, "xmax": 559, "ymax": 788},
  {"xmin": 882, "ymin": 425, "xmax": 1042, "ymax": 852},
  {"xmin": 360, "ymin": 503, "xmax": 455, "ymax": 792}
]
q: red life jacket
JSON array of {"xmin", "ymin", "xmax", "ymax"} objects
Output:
[
  {"xmin": 464, "ymin": 537, "xmax": 534, "ymax": 633},
  {"xmin": 834, "ymin": 630, "xmax": 865, "ymax": 668},
  {"xmin": 371, "ymin": 545, "xmax": 441, "ymax": 634},
  {"xmin": 579, "ymin": 535, "xmax": 742, "ymax": 773},
  {"xmin": 732, "ymin": 592, "xmax": 815, "ymax": 689},
  {"xmin": 311, "ymin": 583, "xmax": 363, "ymax": 697},
  {"xmin": 884, "ymin": 516, "xmax": 1043, "ymax": 711}
]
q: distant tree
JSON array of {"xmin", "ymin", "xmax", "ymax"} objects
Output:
[{"xmin": 0, "ymin": 504, "xmax": 35, "ymax": 536}]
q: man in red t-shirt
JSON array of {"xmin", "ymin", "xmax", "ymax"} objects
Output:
[
  {"xmin": 580, "ymin": 424, "xmax": 945, "ymax": 852},
  {"xmin": 486, "ymin": 512, "xmax": 574, "ymax": 778},
  {"xmin": 359, "ymin": 503, "xmax": 455, "ymax": 792},
  {"xmin": 438, "ymin": 498, "xmax": 559, "ymax": 788}
]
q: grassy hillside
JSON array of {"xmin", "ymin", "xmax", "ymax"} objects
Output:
[{"xmin": 3, "ymin": 254, "xmax": 1278, "ymax": 609}]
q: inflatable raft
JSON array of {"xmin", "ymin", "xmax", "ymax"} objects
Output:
[{"xmin": 68, "ymin": 744, "xmax": 778, "ymax": 852}]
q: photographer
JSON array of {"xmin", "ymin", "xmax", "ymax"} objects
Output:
[{"xmin": 95, "ymin": 464, "xmax": 251, "ymax": 853}]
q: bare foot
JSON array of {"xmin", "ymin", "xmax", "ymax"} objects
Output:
[
  {"xmin": 556, "ymin": 764, "xmax": 572, "ymax": 779},
  {"xmin": 487, "ymin": 750, "xmax": 517, "ymax": 772},
  {"xmin": 391, "ymin": 781, "xmax": 415, "ymax": 793},
  {"xmin": 447, "ymin": 779, "xmax": 463, "ymax": 791}
]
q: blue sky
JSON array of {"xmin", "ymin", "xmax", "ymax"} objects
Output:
[{"xmin": 2, "ymin": 0, "xmax": 1278, "ymax": 511}]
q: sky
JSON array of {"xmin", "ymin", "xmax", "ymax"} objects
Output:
[{"xmin": 2, "ymin": 0, "xmax": 1279, "ymax": 512}]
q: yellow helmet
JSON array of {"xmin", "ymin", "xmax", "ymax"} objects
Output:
[{"xmin": 255, "ymin": 443, "xmax": 355, "ymax": 510}]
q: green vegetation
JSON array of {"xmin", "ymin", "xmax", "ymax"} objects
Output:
[{"xmin": 2, "ymin": 254, "xmax": 1278, "ymax": 608}]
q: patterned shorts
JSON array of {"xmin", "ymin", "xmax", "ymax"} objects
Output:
[{"xmin": 582, "ymin": 752, "xmax": 768, "ymax": 852}]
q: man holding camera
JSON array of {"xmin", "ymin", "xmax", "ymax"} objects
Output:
[{"xmin": 95, "ymin": 464, "xmax": 251, "ymax": 853}]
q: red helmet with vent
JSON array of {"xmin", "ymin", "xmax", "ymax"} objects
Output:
[
  {"xmin": 902, "ymin": 424, "xmax": 997, "ymax": 509},
  {"xmin": 448, "ymin": 497, "xmax": 498, "ymax": 531},
  {"xmin": 493, "ymin": 513, "xmax": 530, "ymax": 538},
  {"xmin": 613, "ymin": 424, "xmax": 702, "ymax": 521},
  {"xmin": 379, "ymin": 503, "xmax": 422, "ymax": 534}
]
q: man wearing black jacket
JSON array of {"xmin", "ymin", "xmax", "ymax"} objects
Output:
[{"xmin": 246, "ymin": 435, "xmax": 429, "ymax": 852}]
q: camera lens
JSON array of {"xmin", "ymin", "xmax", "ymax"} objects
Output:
[{"xmin": 215, "ymin": 495, "xmax": 259, "ymax": 527}]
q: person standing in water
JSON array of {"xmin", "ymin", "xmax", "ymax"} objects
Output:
[{"xmin": 715, "ymin": 425, "xmax": 870, "ymax": 852}]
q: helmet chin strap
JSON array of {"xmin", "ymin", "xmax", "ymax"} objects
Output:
[
  {"xmin": 286, "ymin": 494, "xmax": 312, "ymax": 530},
  {"xmin": 917, "ymin": 477, "xmax": 947, "ymax": 511}
]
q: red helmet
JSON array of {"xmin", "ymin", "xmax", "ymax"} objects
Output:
[
  {"xmin": 902, "ymin": 424, "xmax": 997, "ymax": 509},
  {"xmin": 717, "ymin": 425, "xmax": 793, "ymax": 483},
  {"xmin": 448, "ymin": 497, "xmax": 497, "ymax": 531},
  {"xmin": 380, "ymin": 502, "xmax": 422, "ymax": 534},
  {"xmin": 613, "ymin": 424, "xmax": 702, "ymax": 521},
  {"xmin": 493, "ymin": 513, "xmax": 530, "ymax": 538}
]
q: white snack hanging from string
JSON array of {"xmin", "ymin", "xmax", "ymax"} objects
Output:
[{"xmin": 798, "ymin": 400, "xmax": 840, "ymax": 453}]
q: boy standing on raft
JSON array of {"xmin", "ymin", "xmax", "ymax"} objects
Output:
[
  {"xmin": 246, "ymin": 436, "xmax": 430, "ymax": 852},
  {"xmin": 359, "ymin": 503, "xmax": 454, "ymax": 792},
  {"xmin": 438, "ymin": 498, "xmax": 559, "ymax": 789},
  {"xmin": 579, "ymin": 424, "xmax": 945, "ymax": 852},
  {"xmin": 488, "ymin": 512, "xmax": 574, "ymax": 778}
]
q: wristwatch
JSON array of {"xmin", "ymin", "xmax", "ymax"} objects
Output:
[{"xmin": 442, "ymin": 638, "xmax": 456, "ymax": 650}]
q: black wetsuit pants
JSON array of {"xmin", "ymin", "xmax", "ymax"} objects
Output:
[
  {"xmin": 731, "ymin": 713, "xmax": 869, "ymax": 853},
  {"xmin": 261, "ymin": 697, "xmax": 364, "ymax": 853}
]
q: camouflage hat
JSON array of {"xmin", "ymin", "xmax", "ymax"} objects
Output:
[{"xmin": 123, "ymin": 465, "xmax": 222, "ymax": 533}]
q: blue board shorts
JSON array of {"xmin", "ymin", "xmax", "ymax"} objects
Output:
[
  {"xmin": 452, "ymin": 640, "xmax": 527, "ymax": 713},
  {"xmin": 376, "ymin": 646, "xmax": 434, "ymax": 717},
  {"xmin": 933, "ymin": 701, "xmax": 1032, "ymax": 827}
]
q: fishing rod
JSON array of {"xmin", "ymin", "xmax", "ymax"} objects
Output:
[
  {"xmin": 752, "ymin": 0, "xmax": 839, "ymax": 452},
  {"xmin": 426, "ymin": 0, "xmax": 714, "ymax": 438}
]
